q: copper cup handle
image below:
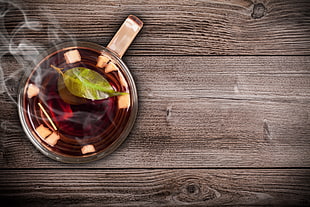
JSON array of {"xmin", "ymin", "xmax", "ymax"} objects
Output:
[{"xmin": 107, "ymin": 15, "xmax": 143, "ymax": 58}]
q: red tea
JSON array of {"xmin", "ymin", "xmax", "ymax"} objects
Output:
[{"xmin": 22, "ymin": 47, "xmax": 133, "ymax": 157}]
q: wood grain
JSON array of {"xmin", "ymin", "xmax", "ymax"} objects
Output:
[
  {"xmin": 0, "ymin": 169, "xmax": 309, "ymax": 206},
  {"xmin": 1, "ymin": 1, "xmax": 310, "ymax": 205},
  {"xmin": 0, "ymin": 0, "xmax": 310, "ymax": 55},
  {"xmin": 0, "ymin": 56, "xmax": 309, "ymax": 168}
]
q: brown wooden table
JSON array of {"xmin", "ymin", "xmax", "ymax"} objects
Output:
[{"xmin": 0, "ymin": 0, "xmax": 310, "ymax": 206}]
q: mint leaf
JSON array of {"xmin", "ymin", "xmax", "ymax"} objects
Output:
[{"xmin": 51, "ymin": 65, "xmax": 126, "ymax": 100}]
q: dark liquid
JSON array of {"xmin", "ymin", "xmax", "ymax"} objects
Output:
[{"xmin": 23, "ymin": 47, "xmax": 132, "ymax": 157}]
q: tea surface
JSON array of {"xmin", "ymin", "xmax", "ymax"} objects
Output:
[{"xmin": 23, "ymin": 47, "xmax": 132, "ymax": 157}]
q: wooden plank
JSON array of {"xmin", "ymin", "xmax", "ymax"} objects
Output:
[
  {"xmin": 127, "ymin": 56, "xmax": 310, "ymax": 102},
  {"xmin": 0, "ymin": 56, "xmax": 309, "ymax": 168},
  {"xmin": 1, "ymin": 55, "xmax": 310, "ymax": 101},
  {"xmin": 1, "ymin": 98, "xmax": 310, "ymax": 168},
  {"xmin": 1, "ymin": 0, "xmax": 310, "ymax": 55},
  {"xmin": 0, "ymin": 169, "xmax": 309, "ymax": 206}
]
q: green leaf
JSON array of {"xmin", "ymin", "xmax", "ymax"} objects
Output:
[{"xmin": 51, "ymin": 65, "xmax": 126, "ymax": 100}]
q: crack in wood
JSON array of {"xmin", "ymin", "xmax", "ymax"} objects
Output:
[{"xmin": 263, "ymin": 118, "xmax": 272, "ymax": 141}]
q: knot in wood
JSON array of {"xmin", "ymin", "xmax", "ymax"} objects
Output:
[
  {"xmin": 251, "ymin": 3, "xmax": 266, "ymax": 19},
  {"xmin": 187, "ymin": 184, "xmax": 199, "ymax": 194},
  {"xmin": 172, "ymin": 177, "xmax": 220, "ymax": 204}
]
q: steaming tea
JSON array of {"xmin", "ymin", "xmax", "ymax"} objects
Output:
[
  {"xmin": 18, "ymin": 15, "xmax": 142, "ymax": 162},
  {"xmin": 21, "ymin": 46, "xmax": 133, "ymax": 158}
]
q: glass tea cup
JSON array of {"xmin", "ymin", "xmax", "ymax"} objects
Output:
[{"xmin": 18, "ymin": 15, "xmax": 143, "ymax": 163}]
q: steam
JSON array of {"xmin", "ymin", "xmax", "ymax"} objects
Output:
[
  {"xmin": 0, "ymin": 0, "xmax": 75, "ymax": 131},
  {"xmin": 0, "ymin": 1, "xmax": 114, "ymax": 138},
  {"xmin": 0, "ymin": 0, "xmax": 72, "ymax": 101}
]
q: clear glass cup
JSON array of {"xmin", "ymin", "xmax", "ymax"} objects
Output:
[{"xmin": 18, "ymin": 15, "xmax": 143, "ymax": 163}]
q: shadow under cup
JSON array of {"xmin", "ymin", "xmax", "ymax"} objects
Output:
[{"xmin": 18, "ymin": 41, "xmax": 138, "ymax": 163}]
